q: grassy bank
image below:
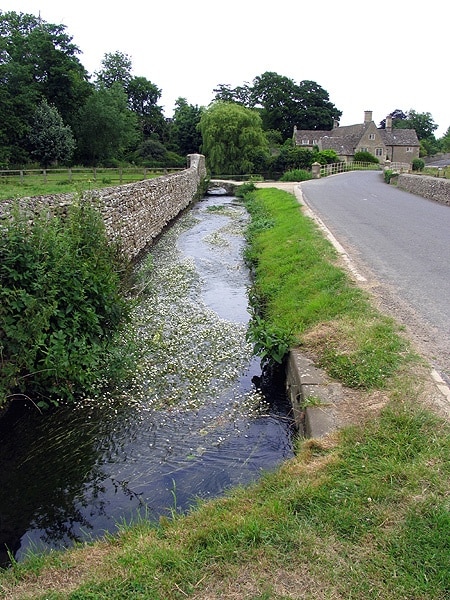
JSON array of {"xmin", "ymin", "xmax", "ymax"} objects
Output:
[{"xmin": 1, "ymin": 188, "xmax": 449, "ymax": 599}]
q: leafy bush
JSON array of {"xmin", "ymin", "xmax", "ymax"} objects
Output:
[
  {"xmin": 270, "ymin": 146, "xmax": 313, "ymax": 173},
  {"xmin": 280, "ymin": 169, "xmax": 312, "ymax": 182},
  {"xmin": 412, "ymin": 158, "xmax": 425, "ymax": 171},
  {"xmin": 354, "ymin": 151, "xmax": 379, "ymax": 164},
  {"xmin": 384, "ymin": 169, "xmax": 394, "ymax": 183},
  {"xmin": 313, "ymin": 149, "xmax": 339, "ymax": 164},
  {"xmin": 0, "ymin": 200, "xmax": 131, "ymax": 407}
]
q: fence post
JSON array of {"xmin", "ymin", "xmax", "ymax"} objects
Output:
[
  {"xmin": 20, "ymin": 170, "xmax": 24, "ymax": 183},
  {"xmin": 43, "ymin": 169, "xmax": 47, "ymax": 183}
]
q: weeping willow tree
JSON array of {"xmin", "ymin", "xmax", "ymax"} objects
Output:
[{"xmin": 198, "ymin": 101, "xmax": 268, "ymax": 176}]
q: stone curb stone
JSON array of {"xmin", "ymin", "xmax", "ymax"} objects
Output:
[{"xmin": 286, "ymin": 349, "xmax": 343, "ymax": 438}]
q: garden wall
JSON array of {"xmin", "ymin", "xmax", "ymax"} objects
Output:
[
  {"xmin": 0, "ymin": 154, "xmax": 207, "ymax": 260},
  {"xmin": 397, "ymin": 173, "xmax": 450, "ymax": 206}
]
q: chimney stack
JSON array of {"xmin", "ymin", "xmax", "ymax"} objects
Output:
[
  {"xmin": 364, "ymin": 110, "xmax": 373, "ymax": 124},
  {"xmin": 385, "ymin": 115, "xmax": 392, "ymax": 132}
]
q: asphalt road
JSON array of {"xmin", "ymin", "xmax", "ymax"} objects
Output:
[{"xmin": 300, "ymin": 170, "xmax": 450, "ymax": 385}]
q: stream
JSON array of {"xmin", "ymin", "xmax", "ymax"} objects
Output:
[{"xmin": 0, "ymin": 194, "xmax": 295, "ymax": 566}]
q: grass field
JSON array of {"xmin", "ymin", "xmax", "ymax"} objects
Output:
[{"xmin": 0, "ymin": 167, "xmax": 180, "ymax": 201}]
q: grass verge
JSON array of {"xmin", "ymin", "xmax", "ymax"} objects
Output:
[
  {"xmin": 0, "ymin": 187, "xmax": 449, "ymax": 599},
  {"xmin": 244, "ymin": 188, "xmax": 414, "ymax": 389}
]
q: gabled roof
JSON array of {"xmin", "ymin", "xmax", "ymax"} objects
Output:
[
  {"xmin": 380, "ymin": 129, "xmax": 420, "ymax": 146},
  {"xmin": 293, "ymin": 118, "xmax": 419, "ymax": 154}
]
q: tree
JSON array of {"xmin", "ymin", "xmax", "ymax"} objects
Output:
[
  {"xmin": 28, "ymin": 99, "xmax": 75, "ymax": 166},
  {"xmin": 0, "ymin": 10, "xmax": 91, "ymax": 163},
  {"xmin": 440, "ymin": 126, "xmax": 450, "ymax": 152},
  {"xmin": 198, "ymin": 102, "xmax": 268, "ymax": 175},
  {"xmin": 249, "ymin": 72, "xmax": 301, "ymax": 139},
  {"xmin": 169, "ymin": 97, "xmax": 203, "ymax": 155},
  {"xmin": 213, "ymin": 72, "xmax": 342, "ymax": 142},
  {"xmin": 213, "ymin": 82, "xmax": 251, "ymax": 105},
  {"xmin": 379, "ymin": 109, "xmax": 408, "ymax": 128},
  {"xmin": 74, "ymin": 83, "xmax": 138, "ymax": 165},
  {"xmin": 127, "ymin": 76, "xmax": 166, "ymax": 139},
  {"xmin": 404, "ymin": 110, "xmax": 438, "ymax": 141},
  {"xmin": 381, "ymin": 108, "xmax": 438, "ymax": 140},
  {"xmin": 95, "ymin": 51, "xmax": 133, "ymax": 89}
]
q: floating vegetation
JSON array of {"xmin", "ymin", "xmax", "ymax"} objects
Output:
[{"xmin": 85, "ymin": 199, "xmax": 264, "ymax": 421}]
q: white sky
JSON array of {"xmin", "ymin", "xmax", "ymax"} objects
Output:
[{"xmin": 2, "ymin": 0, "xmax": 448, "ymax": 136}]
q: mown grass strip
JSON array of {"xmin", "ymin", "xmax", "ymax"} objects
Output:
[{"xmin": 244, "ymin": 187, "xmax": 415, "ymax": 389}]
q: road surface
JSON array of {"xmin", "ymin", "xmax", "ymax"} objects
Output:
[{"xmin": 298, "ymin": 171, "xmax": 450, "ymax": 388}]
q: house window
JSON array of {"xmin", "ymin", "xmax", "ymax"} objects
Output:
[
  {"xmin": 375, "ymin": 148, "xmax": 383, "ymax": 157},
  {"xmin": 302, "ymin": 139, "xmax": 309, "ymax": 145},
  {"xmin": 313, "ymin": 139, "xmax": 318, "ymax": 145},
  {"xmin": 369, "ymin": 133, "xmax": 375, "ymax": 140},
  {"xmin": 406, "ymin": 147, "xmax": 413, "ymax": 152},
  {"xmin": 360, "ymin": 147, "xmax": 368, "ymax": 152}
]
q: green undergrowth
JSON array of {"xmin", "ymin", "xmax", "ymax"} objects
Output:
[
  {"xmin": 2, "ymin": 402, "xmax": 449, "ymax": 599},
  {"xmin": 243, "ymin": 187, "xmax": 415, "ymax": 389},
  {"xmin": 0, "ymin": 199, "xmax": 132, "ymax": 408}
]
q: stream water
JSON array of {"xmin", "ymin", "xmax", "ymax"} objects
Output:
[{"xmin": 0, "ymin": 194, "xmax": 295, "ymax": 567}]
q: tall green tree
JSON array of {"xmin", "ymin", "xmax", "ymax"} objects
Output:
[
  {"xmin": 74, "ymin": 83, "xmax": 139, "ymax": 165},
  {"xmin": 169, "ymin": 97, "xmax": 203, "ymax": 155},
  {"xmin": 28, "ymin": 99, "xmax": 76, "ymax": 167},
  {"xmin": 95, "ymin": 52, "xmax": 167, "ymax": 145},
  {"xmin": 212, "ymin": 72, "xmax": 341, "ymax": 142},
  {"xmin": 198, "ymin": 102, "xmax": 268, "ymax": 175},
  {"xmin": 0, "ymin": 10, "xmax": 91, "ymax": 164},
  {"xmin": 95, "ymin": 51, "xmax": 133, "ymax": 89},
  {"xmin": 440, "ymin": 126, "xmax": 450, "ymax": 152},
  {"xmin": 127, "ymin": 76, "xmax": 166, "ymax": 139}
]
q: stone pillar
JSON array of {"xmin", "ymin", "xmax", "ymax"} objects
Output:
[{"xmin": 311, "ymin": 162, "xmax": 321, "ymax": 179}]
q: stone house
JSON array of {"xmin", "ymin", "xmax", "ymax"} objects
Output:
[{"xmin": 293, "ymin": 110, "xmax": 420, "ymax": 164}]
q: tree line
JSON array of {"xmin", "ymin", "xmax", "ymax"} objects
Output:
[{"xmin": 1, "ymin": 10, "xmax": 449, "ymax": 176}]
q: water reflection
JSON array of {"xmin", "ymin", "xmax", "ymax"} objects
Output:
[{"xmin": 0, "ymin": 195, "xmax": 294, "ymax": 566}]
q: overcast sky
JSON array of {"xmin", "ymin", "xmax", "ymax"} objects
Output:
[{"xmin": 3, "ymin": 0, "xmax": 448, "ymax": 136}]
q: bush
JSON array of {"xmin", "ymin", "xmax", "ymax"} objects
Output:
[
  {"xmin": 412, "ymin": 158, "xmax": 425, "ymax": 171},
  {"xmin": 313, "ymin": 149, "xmax": 339, "ymax": 164},
  {"xmin": 354, "ymin": 151, "xmax": 379, "ymax": 164},
  {"xmin": 0, "ymin": 200, "xmax": 131, "ymax": 408},
  {"xmin": 280, "ymin": 169, "xmax": 312, "ymax": 182}
]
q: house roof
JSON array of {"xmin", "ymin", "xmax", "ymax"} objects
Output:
[
  {"xmin": 293, "ymin": 119, "xmax": 419, "ymax": 154},
  {"xmin": 380, "ymin": 129, "xmax": 420, "ymax": 146}
]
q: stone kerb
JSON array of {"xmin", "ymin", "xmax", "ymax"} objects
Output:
[
  {"xmin": 397, "ymin": 173, "xmax": 450, "ymax": 206},
  {"xmin": 286, "ymin": 348, "xmax": 342, "ymax": 438}
]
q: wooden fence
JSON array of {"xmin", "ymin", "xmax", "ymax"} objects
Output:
[{"xmin": 0, "ymin": 166, "xmax": 183, "ymax": 186}]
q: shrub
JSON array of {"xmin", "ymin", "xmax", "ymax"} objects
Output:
[
  {"xmin": 412, "ymin": 158, "xmax": 425, "ymax": 171},
  {"xmin": 0, "ymin": 199, "xmax": 131, "ymax": 408},
  {"xmin": 280, "ymin": 169, "xmax": 312, "ymax": 182},
  {"xmin": 313, "ymin": 149, "xmax": 339, "ymax": 164},
  {"xmin": 354, "ymin": 151, "xmax": 379, "ymax": 164}
]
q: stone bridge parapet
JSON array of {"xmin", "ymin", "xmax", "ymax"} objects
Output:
[{"xmin": 397, "ymin": 173, "xmax": 450, "ymax": 206}]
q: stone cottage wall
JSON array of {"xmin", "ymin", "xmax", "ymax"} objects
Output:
[
  {"xmin": 397, "ymin": 173, "xmax": 450, "ymax": 206},
  {"xmin": 0, "ymin": 154, "xmax": 207, "ymax": 260}
]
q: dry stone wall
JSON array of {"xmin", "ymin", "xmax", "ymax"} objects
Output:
[
  {"xmin": 0, "ymin": 154, "xmax": 207, "ymax": 260},
  {"xmin": 397, "ymin": 173, "xmax": 450, "ymax": 206}
]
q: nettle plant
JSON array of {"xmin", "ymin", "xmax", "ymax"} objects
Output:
[{"xmin": 0, "ymin": 199, "xmax": 130, "ymax": 408}]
